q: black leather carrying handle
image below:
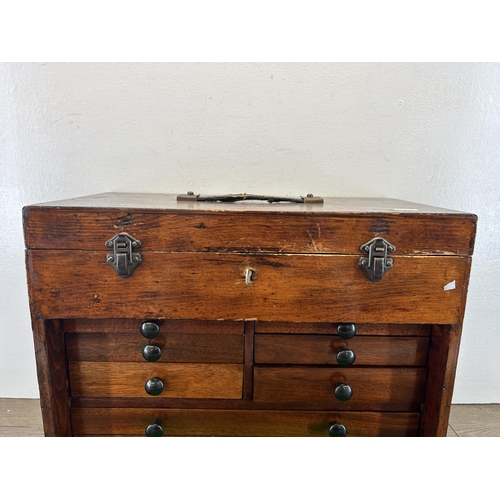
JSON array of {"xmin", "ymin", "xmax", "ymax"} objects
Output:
[{"xmin": 177, "ymin": 193, "xmax": 323, "ymax": 203}]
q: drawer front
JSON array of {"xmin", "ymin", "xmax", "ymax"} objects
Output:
[
  {"xmin": 67, "ymin": 332, "xmax": 244, "ymax": 363},
  {"xmin": 68, "ymin": 362, "xmax": 243, "ymax": 399},
  {"xmin": 65, "ymin": 319, "xmax": 244, "ymax": 364},
  {"xmin": 28, "ymin": 251, "xmax": 469, "ymax": 323},
  {"xmin": 255, "ymin": 322, "xmax": 431, "ymax": 336},
  {"xmin": 254, "ymin": 335, "xmax": 429, "ymax": 366},
  {"xmin": 71, "ymin": 408, "xmax": 420, "ymax": 436},
  {"xmin": 64, "ymin": 319, "xmax": 244, "ymax": 336},
  {"xmin": 253, "ymin": 367, "xmax": 426, "ymax": 411}
]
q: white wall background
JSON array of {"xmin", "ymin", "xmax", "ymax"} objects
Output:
[{"xmin": 1, "ymin": 62, "xmax": 499, "ymax": 402}]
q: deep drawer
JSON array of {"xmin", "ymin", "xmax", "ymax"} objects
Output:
[
  {"xmin": 28, "ymin": 251, "xmax": 468, "ymax": 323},
  {"xmin": 68, "ymin": 362, "xmax": 243, "ymax": 399},
  {"xmin": 253, "ymin": 367, "xmax": 426, "ymax": 411},
  {"xmin": 254, "ymin": 335, "xmax": 429, "ymax": 366},
  {"xmin": 71, "ymin": 408, "xmax": 420, "ymax": 437}
]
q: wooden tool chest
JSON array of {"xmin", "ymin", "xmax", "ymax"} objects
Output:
[{"xmin": 23, "ymin": 192, "xmax": 477, "ymax": 436}]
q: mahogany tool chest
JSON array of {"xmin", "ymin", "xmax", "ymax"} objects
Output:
[{"xmin": 23, "ymin": 192, "xmax": 477, "ymax": 437}]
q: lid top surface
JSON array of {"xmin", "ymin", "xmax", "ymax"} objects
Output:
[{"xmin": 27, "ymin": 192, "xmax": 474, "ymax": 216}]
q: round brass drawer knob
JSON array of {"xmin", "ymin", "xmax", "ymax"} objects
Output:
[
  {"xmin": 337, "ymin": 323, "xmax": 356, "ymax": 339},
  {"xmin": 328, "ymin": 422, "xmax": 347, "ymax": 437},
  {"xmin": 145, "ymin": 377, "xmax": 164, "ymax": 396},
  {"xmin": 336, "ymin": 348, "xmax": 356, "ymax": 366},
  {"xmin": 145, "ymin": 419, "xmax": 164, "ymax": 437},
  {"xmin": 140, "ymin": 321, "xmax": 160, "ymax": 339},
  {"xmin": 142, "ymin": 344, "xmax": 162, "ymax": 362},
  {"xmin": 334, "ymin": 383, "xmax": 353, "ymax": 401}
]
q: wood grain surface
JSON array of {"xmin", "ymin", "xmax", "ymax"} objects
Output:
[
  {"xmin": 24, "ymin": 192, "xmax": 473, "ymax": 213},
  {"xmin": 29, "ymin": 320, "xmax": 71, "ymax": 436},
  {"xmin": 69, "ymin": 361, "xmax": 243, "ymax": 399},
  {"xmin": 63, "ymin": 318, "xmax": 244, "ymax": 335},
  {"xmin": 27, "ymin": 251, "xmax": 469, "ymax": 323},
  {"xmin": 255, "ymin": 322, "xmax": 431, "ymax": 336},
  {"xmin": 24, "ymin": 206, "xmax": 476, "ymax": 255},
  {"xmin": 253, "ymin": 366, "xmax": 426, "ymax": 410},
  {"xmin": 23, "ymin": 194, "xmax": 477, "ymax": 437},
  {"xmin": 420, "ymin": 324, "xmax": 466, "ymax": 436},
  {"xmin": 66, "ymin": 331, "xmax": 244, "ymax": 363},
  {"xmin": 70, "ymin": 407, "xmax": 420, "ymax": 436},
  {"xmin": 7, "ymin": 399, "xmax": 499, "ymax": 437},
  {"xmin": 254, "ymin": 335, "xmax": 429, "ymax": 366}
]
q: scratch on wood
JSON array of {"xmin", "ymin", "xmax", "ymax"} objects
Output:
[
  {"xmin": 306, "ymin": 230, "xmax": 319, "ymax": 252},
  {"xmin": 114, "ymin": 213, "xmax": 133, "ymax": 228}
]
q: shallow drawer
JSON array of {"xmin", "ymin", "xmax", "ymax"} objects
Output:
[
  {"xmin": 65, "ymin": 318, "xmax": 244, "ymax": 363},
  {"xmin": 255, "ymin": 322, "xmax": 431, "ymax": 336},
  {"xmin": 71, "ymin": 408, "xmax": 420, "ymax": 436},
  {"xmin": 67, "ymin": 333, "xmax": 243, "ymax": 364},
  {"xmin": 69, "ymin": 362, "xmax": 243, "ymax": 399},
  {"xmin": 64, "ymin": 319, "xmax": 244, "ymax": 336},
  {"xmin": 28, "ymin": 251, "xmax": 468, "ymax": 323},
  {"xmin": 254, "ymin": 335, "xmax": 429, "ymax": 366},
  {"xmin": 253, "ymin": 367, "xmax": 426, "ymax": 411}
]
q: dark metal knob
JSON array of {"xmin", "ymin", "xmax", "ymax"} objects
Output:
[
  {"xmin": 334, "ymin": 382, "xmax": 353, "ymax": 401},
  {"xmin": 140, "ymin": 321, "xmax": 160, "ymax": 339},
  {"xmin": 338, "ymin": 323, "xmax": 356, "ymax": 339},
  {"xmin": 145, "ymin": 419, "xmax": 164, "ymax": 437},
  {"xmin": 145, "ymin": 377, "xmax": 164, "ymax": 396},
  {"xmin": 328, "ymin": 422, "xmax": 347, "ymax": 437},
  {"xmin": 336, "ymin": 348, "xmax": 356, "ymax": 366},
  {"xmin": 142, "ymin": 344, "xmax": 162, "ymax": 362}
]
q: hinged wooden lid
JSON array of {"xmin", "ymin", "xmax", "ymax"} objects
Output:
[{"xmin": 23, "ymin": 192, "xmax": 477, "ymax": 256}]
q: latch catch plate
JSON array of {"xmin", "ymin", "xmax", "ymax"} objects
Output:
[
  {"xmin": 105, "ymin": 232, "xmax": 142, "ymax": 278},
  {"xmin": 358, "ymin": 237, "xmax": 396, "ymax": 282}
]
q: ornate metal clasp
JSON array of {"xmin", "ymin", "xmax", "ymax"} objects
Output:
[
  {"xmin": 105, "ymin": 232, "xmax": 142, "ymax": 278},
  {"xmin": 358, "ymin": 237, "xmax": 395, "ymax": 282}
]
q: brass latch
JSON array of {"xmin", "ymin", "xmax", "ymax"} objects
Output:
[
  {"xmin": 105, "ymin": 232, "xmax": 142, "ymax": 278},
  {"xmin": 358, "ymin": 237, "xmax": 395, "ymax": 282}
]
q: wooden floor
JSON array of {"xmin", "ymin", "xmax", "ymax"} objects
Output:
[{"xmin": 0, "ymin": 398, "xmax": 498, "ymax": 436}]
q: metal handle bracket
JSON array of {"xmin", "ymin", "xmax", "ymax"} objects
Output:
[{"xmin": 177, "ymin": 192, "xmax": 323, "ymax": 204}]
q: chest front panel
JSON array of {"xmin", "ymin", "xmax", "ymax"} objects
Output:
[{"xmin": 24, "ymin": 194, "xmax": 476, "ymax": 437}]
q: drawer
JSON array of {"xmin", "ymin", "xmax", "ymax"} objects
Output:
[
  {"xmin": 254, "ymin": 335, "xmax": 429, "ymax": 366},
  {"xmin": 64, "ymin": 319, "xmax": 245, "ymax": 335},
  {"xmin": 71, "ymin": 408, "xmax": 420, "ymax": 436},
  {"xmin": 253, "ymin": 367, "xmax": 426, "ymax": 411},
  {"xmin": 28, "ymin": 251, "xmax": 469, "ymax": 323},
  {"xmin": 67, "ymin": 332, "xmax": 244, "ymax": 363},
  {"xmin": 68, "ymin": 362, "xmax": 243, "ymax": 399},
  {"xmin": 65, "ymin": 319, "xmax": 244, "ymax": 364},
  {"xmin": 255, "ymin": 322, "xmax": 431, "ymax": 336}
]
